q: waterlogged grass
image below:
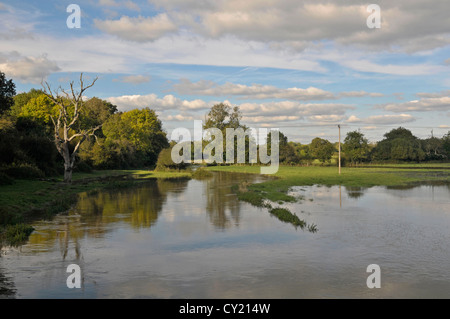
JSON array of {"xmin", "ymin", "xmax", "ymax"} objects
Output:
[
  {"xmin": 212, "ymin": 164, "xmax": 449, "ymax": 230},
  {"xmin": 269, "ymin": 208, "xmax": 305, "ymax": 228}
]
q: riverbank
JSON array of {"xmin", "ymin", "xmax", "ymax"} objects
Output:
[
  {"xmin": 0, "ymin": 169, "xmax": 191, "ymax": 246},
  {"xmin": 207, "ymin": 165, "xmax": 450, "ymax": 205}
]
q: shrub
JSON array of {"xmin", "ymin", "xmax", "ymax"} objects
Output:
[
  {"xmin": 1, "ymin": 163, "xmax": 44, "ymax": 179},
  {"xmin": 155, "ymin": 147, "xmax": 189, "ymax": 171},
  {"xmin": 73, "ymin": 161, "xmax": 92, "ymax": 173},
  {"xmin": 0, "ymin": 171, "xmax": 14, "ymax": 185},
  {"xmin": 191, "ymin": 167, "xmax": 213, "ymax": 179}
]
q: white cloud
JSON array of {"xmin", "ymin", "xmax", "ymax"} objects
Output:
[
  {"xmin": 116, "ymin": 75, "xmax": 151, "ymax": 84},
  {"xmin": 338, "ymin": 91, "xmax": 384, "ymax": 98},
  {"xmin": 98, "ymin": 0, "xmax": 140, "ymax": 11},
  {"xmin": 106, "ymin": 93, "xmax": 211, "ymax": 112},
  {"xmin": 94, "ymin": 14, "xmax": 177, "ymax": 42},
  {"xmin": 380, "ymin": 97, "xmax": 450, "ymax": 112},
  {"xmin": 0, "ymin": 52, "xmax": 60, "ymax": 83},
  {"xmin": 340, "ymin": 59, "xmax": 442, "ymax": 76},
  {"xmin": 308, "ymin": 115, "xmax": 346, "ymax": 122},
  {"xmin": 172, "ymin": 79, "xmax": 384, "ymax": 100},
  {"xmin": 416, "ymin": 90, "xmax": 450, "ymax": 98},
  {"xmin": 145, "ymin": 0, "xmax": 450, "ymax": 53},
  {"xmin": 173, "ymin": 79, "xmax": 335, "ymax": 100},
  {"xmin": 347, "ymin": 114, "xmax": 415, "ymax": 125}
]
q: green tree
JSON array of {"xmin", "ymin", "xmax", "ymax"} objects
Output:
[
  {"xmin": 204, "ymin": 103, "xmax": 248, "ymax": 163},
  {"xmin": 0, "ymin": 71, "xmax": 16, "ymax": 114},
  {"xmin": 343, "ymin": 130, "xmax": 370, "ymax": 164},
  {"xmin": 310, "ymin": 137, "xmax": 335, "ymax": 163},
  {"xmin": 372, "ymin": 127, "xmax": 425, "ymax": 162},
  {"xmin": 17, "ymin": 94, "xmax": 58, "ymax": 125},
  {"xmin": 267, "ymin": 131, "xmax": 299, "ymax": 165},
  {"xmin": 422, "ymin": 136, "xmax": 445, "ymax": 160},
  {"xmin": 102, "ymin": 108, "xmax": 168, "ymax": 167},
  {"xmin": 204, "ymin": 103, "xmax": 242, "ymax": 131},
  {"xmin": 443, "ymin": 131, "xmax": 450, "ymax": 159}
]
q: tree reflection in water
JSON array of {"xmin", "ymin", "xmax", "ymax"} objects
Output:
[
  {"xmin": 26, "ymin": 178, "xmax": 190, "ymax": 259},
  {"xmin": 0, "ymin": 267, "xmax": 16, "ymax": 298}
]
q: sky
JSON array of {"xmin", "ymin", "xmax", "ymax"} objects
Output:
[{"xmin": 0, "ymin": 0, "xmax": 449, "ymax": 143}]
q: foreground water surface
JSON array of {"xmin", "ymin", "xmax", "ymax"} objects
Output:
[{"xmin": 1, "ymin": 172, "xmax": 449, "ymax": 298}]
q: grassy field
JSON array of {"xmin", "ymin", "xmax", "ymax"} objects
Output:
[
  {"xmin": 0, "ymin": 169, "xmax": 191, "ymax": 245},
  {"xmin": 207, "ymin": 165, "xmax": 450, "ymax": 204}
]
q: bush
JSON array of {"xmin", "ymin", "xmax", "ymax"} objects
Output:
[
  {"xmin": 73, "ymin": 160, "xmax": 92, "ymax": 173},
  {"xmin": 155, "ymin": 147, "xmax": 189, "ymax": 171},
  {"xmin": 0, "ymin": 171, "xmax": 14, "ymax": 185},
  {"xmin": 1, "ymin": 163, "xmax": 44, "ymax": 179},
  {"xmin": 191, "ymin": 167, "xmax": 213, "ymax": 179}
]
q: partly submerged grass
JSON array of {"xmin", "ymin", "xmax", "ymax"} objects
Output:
[{"xmin": 212, "ymin": 164, "xmax": 449, "ymax": 230}]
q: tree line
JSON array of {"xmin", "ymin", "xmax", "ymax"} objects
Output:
[{"xmin": 1, "ymin": 72, "xmax": 449, "ymax": 184}]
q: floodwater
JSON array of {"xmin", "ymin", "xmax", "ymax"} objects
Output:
[{"xmin": 1, "ymin": 172, "xmax": 449, "ymax": 298}]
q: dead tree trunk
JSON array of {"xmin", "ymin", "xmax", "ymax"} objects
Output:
[{"xmin": 42, "ymin": 73, "xmax": 100, "ymax": 183}]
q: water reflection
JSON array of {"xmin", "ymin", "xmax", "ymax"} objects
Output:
[
  {"xmin": 205, "ymin": 172, "xmax": 247, "ymax": 229},
  {"xmin": 2, "ymin": 174, "xmax": 449, "ymax": 299},
  {"xmin": 26, "ymin": 178, "xmax": 190, "ymax": 258},
  {"xmin": 345, "ymin": 186, "xmax": 367, "ymax": 199},
  {"xmin": 22, "ymin": 173, "xmax": 265, "ymax": 257},
  {"xmin": 0, "ymin": 267, "xmax": 15, "ymax": 298}
]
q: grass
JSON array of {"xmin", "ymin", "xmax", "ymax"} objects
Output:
[
  {"xmin": 269, "ymin": 208, "xmax": 306, "ymax": 228},
  {"xmin": 0, "ymin": 169, "xmax": 192, "ymax": 246},
  {"xmin": 208, "ymin": 164, "xmax": 450, "ymax": 229}
]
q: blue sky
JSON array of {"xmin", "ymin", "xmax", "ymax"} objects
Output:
[{"xmin": 1, "ymin": 0, "xmax": 449, "ymax": 143}]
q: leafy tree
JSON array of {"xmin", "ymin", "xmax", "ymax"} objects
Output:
[
  {"xmin": 267, "ymin": 131, "xmax": 299, "ymax": 165},
  {"xmin": 310, "ymin": 137, "xmax": 335, "ymax": 163},
  {"xmin": 443, "ymin": 131, "xmax": 450, "ymax": 159},
  {"xmin": 204, "ymin": 103, "xmax": 242, "ymax": 131},
  {"xmin": 204, "ymin": 103, "xmax": 249, "ymax": 163},
  {"xmin": 343, "ymin": 130, "xmax": 370, "ymax": 164},
  {"xmin": 11, "ymin": 89, "xmax": 44, "ymax": 117},
  {"xmin": 0, "ymin": 71, "xmax": 16, "ymax": 114},
  {"xmin": 17, "ymin": 94, "xmax": 58, "ymax": 125},
  {"xmin": 422, "ymin": 137, "xmax": 445, "ymax": 160},
  {"xmin": 372, "ymin": 127, "xmax": 425, "ymax": 162},
  {"xmin": 101, "ymin": 108, "xmax": 168, "ymax": 167}
]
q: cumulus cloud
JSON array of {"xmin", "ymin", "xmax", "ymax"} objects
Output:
[
  {"xmin": 173, "ymin": 79, "xmax": 335, "ymax": 100},
  {"xmin": 380, "ymin": 97, "xmax": 450, "ymax": 112},
  {"xmin": 99, "ymin": 0, "xmax": 140, "ymax": 11},
  {"xmin": 347, "ymin": 114, "xmax": 415, "ymax": 125},
  {"xmin": 106, "ymin": 93, "xmax": 211, "ymax": 112},
  {"xmin": 94, "ymin": 14, "xmax": 177, "ymax": 42},
  {"xmin": 107, "ymin": 92, "xmax": 355, "ymax": 125},
  {"xmin": 115, "ymin": 74, "xmax": 151, "ymax": 84},
  {"xmin": 239, "ymin": 101, "xmax": 355, "ymax": 122},
  {"xmin": 172, "ymin": 79, "xmax": 383, "ymax": 100},
  {"xmin": 416, "ymin": 90, "xmax": 450, "ymax": 98},
  {"xmin": 0, "ymin": 52, "xmax": 60, "ymax": 83},
  {"xmin": 143, "ymin": 0, "xmax": 450, "ymax": 52}
]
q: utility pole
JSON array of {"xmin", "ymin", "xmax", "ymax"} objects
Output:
[{"xmin": 338, "ymin": 124, "xmax": 341, "ymax": 175}]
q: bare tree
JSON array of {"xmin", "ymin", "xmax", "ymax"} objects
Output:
[{"xmin": 42, "ymin": 73, "xmax": 101, "ymax": 183}]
